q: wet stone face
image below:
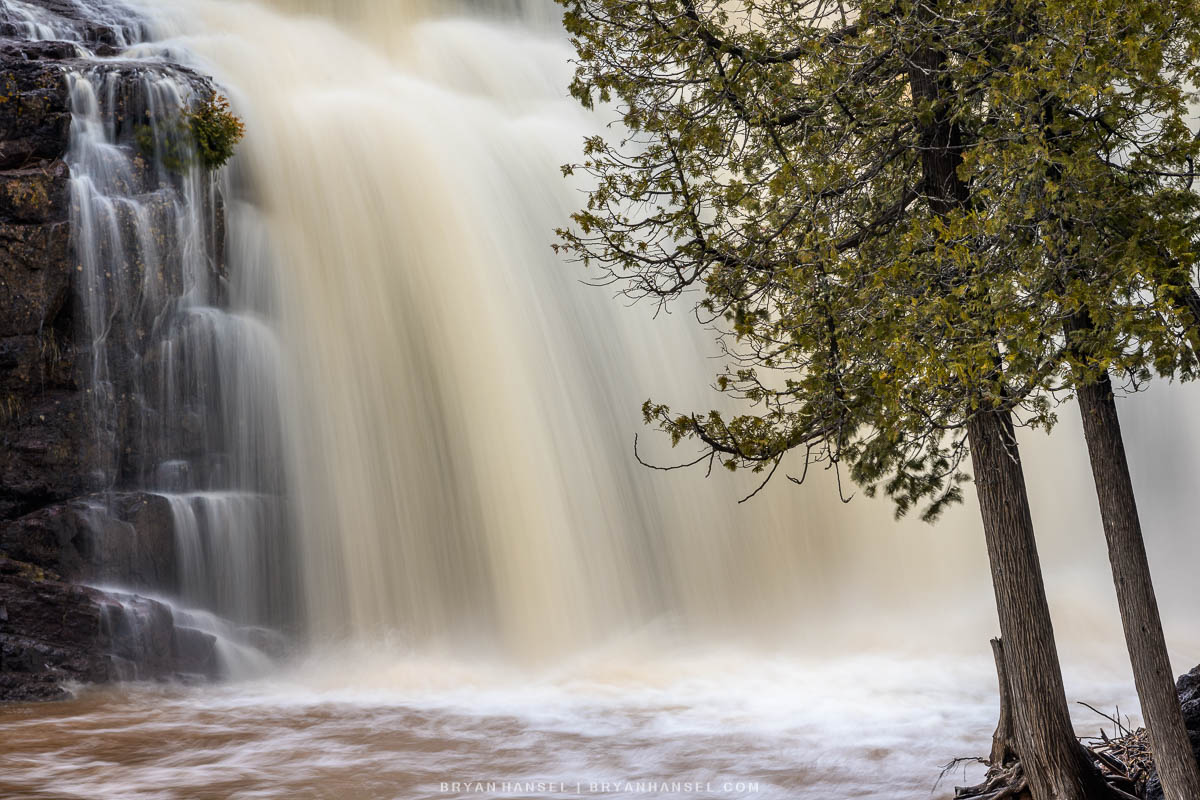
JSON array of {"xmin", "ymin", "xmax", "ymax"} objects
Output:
[
  {"xmin": 0, "ymin": 47, "xmax": 84, "ymax": 523},
  {"xmin": 0, "ymin": 0, "xmax": 285, "ymax": 699}
]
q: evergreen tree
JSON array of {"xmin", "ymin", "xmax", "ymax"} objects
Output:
[{"xmin": 555, "ymin": 2, "xmax": 1200, "ymax": 797}]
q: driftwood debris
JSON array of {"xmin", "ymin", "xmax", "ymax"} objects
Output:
[
  {"xmin": 1080, "ymin": 704, "xmax": 1155, "ymax": 798},
  {"xmin": 953, "ymin": 638, "xmax": 1146, "ymax": 800}
]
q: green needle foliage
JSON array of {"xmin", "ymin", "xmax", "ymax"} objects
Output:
[
  {"xmin": 555, "ymin": 0, "xmax": 1200, "ymax": 521},
  {"xmin": 189, "ymin": 92, "xmax": 245, "ymax": 171},
  {"xmin": 136, "ymin": 91, "xmax": 245, "ymax": 173}
]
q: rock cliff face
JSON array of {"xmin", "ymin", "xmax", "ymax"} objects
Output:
[
  {"xmin": 0, "ymin": 41, "xmax": 80, "ymax": 522},
  {"xmin": 0, "ymin": 7, "xmax": 227, "ymax": 701}
]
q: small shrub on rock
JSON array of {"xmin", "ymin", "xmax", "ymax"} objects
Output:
[
  {"xmin": 188, "ymin": 92, "xmax": 244, "ymax": 170},
  {"xmin": 134, "ymin": 91, "xmax": 244, "ymax": 173}
]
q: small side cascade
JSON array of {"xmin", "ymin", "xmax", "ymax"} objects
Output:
[
  {"xmin": 97, "ymin": 590, "xmax": 216, "ymax": 680},
  {"xmin": 0, "ymin": 0, "xmax": 299, "ymax": 678},
  {"xmin": 65, "ymin": 58, "xmax": 293, "ymax": 658},
  {"xmin": 164, "ymin": 491, "xmax": 288, "ymax": 627},
  {"xmin": 96, "ymin": 588, "xmax": 283, "ymax": 680}
]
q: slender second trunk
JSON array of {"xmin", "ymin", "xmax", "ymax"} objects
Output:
[
  {"xmin": 967, "ymin": 407, "xmax": 1107, "ymax": 800},
  {"xmin": 1074, "ymin": 372, "xmax": 1200, "ymax": 800}
]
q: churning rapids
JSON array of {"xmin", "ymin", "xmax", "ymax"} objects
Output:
[{"xmin": 2, "ymin": 1, "xmax": 1199, "ymax": 798}]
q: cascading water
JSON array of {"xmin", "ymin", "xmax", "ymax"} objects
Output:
[
  {"xmin": 0, "ymin": 0, "xmax": 146, "ymax": 45},
  {"xmin": 132, "ymin": 0, "xmax": 993, "ymax": 656},
  {"xmin": 130, "ymin": 0, "xmax": 1200, "ymax": 656},
  {"xmin": 48, "ymin": 7, "xmax": 293, "ymax": 668},
  {"xmin": 2, "ymin": 1, "xmax": 1200, "ymax": 798}
]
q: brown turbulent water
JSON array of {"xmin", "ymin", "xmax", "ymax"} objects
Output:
[{"xmin": 0, "ymin": 648, "xmax": 1145, "ymax": 800}]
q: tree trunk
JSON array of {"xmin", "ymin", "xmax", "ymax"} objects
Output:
[
  {"xmin": 1074, "ymin": 372, "xmax": 1200, "ymax": 800},
  {"xmin": 966, "ymin": 408, "xmax": 1105, "ymax": 800},
  {"xmin": 990, "ymin": 637, "xmax": 1018, "ymax": 768},
  {"xmin": 905, "ymin": 19, "xmax": 1103, "ymax": 795}
]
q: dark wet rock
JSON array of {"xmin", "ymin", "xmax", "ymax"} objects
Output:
[
  {"xmin": 0, "ymin": 556, "xmax": 218, "ymax": 702},
  {"xmin": 0, "ymin": 218, "xmax": 72, "ymax": 335},
  {"xmin": 0, "ymin": 160, "xmax": 69, "ymax": 223},
  {"xmin": 0, "ymin": 39, "xmax": 79, "ymax": 62},
  {"xmin": 0, "ymin": 38, "xmax": 83, "ymax": 524},
  {"xmin": 1143, "ymin": 664, "xmax": 1200, "ymax": 800},
  {"xmin": 173, "ymin": 624, "xmax": 219, "ymax": 676},
  {"xmin": 1180, "ymin": 666, "xmax": 1200, "ymax": 747},
  {"xmin": 0, "ymin": 6, "xmax": 231, "ymax": 514},
  {"xmin": 0, "ymin": 492, "xmax": 178, "ymax": 590},
  {"xmin": 0, "ymin": 392, "xmax": 98, "ymax": 519},
  {"xmin": 0, "ymin": 56, "xmax": 71, "ymax": 170}
]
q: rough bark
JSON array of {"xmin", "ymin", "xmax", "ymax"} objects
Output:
[
  {"xmin": 1073, "ymin": 371, "xmax": 1200, "ymax": 800},
  {"xmin": 954, "ymin": 638, "xmax": 1028, "ymax": 799},
  {"xmin": 966, "ymin": 408, "xmax": 1106, "ymax": 800},
  {"xmin": 991, "ymin": 637, "xmax": 1018, "ymax": 768}
]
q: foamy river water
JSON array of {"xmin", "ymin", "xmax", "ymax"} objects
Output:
[{"xmin": 1, "ymin": 647, "xmax": 1146, "ymax": 800}]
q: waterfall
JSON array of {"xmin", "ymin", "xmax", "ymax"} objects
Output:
[
  {"xmin": 11, "ymin": 0, "xmax": 1190, "ymax": 673},
  {"xmin": 5, "ymin": 3, "xmax": 1200, "ymax": 797},
  {"xmin": 112, "ymin": 0, "xmax": 1200, "ymax": 668},
  {"xmin": 51, "ymin": 7, "xmax": 294, "ymax": 670},
  {"xmin": 121, "ymin": 0, "xmax": 846, "ymax": 656}
]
